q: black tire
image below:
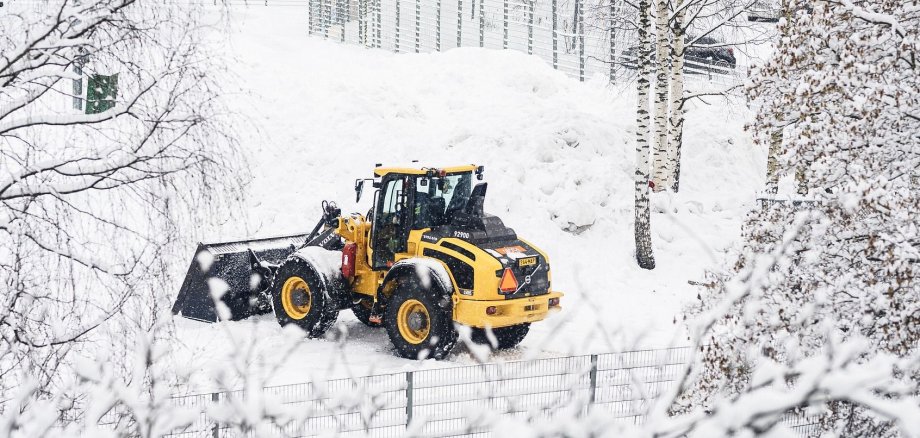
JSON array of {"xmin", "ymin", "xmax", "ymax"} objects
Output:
[
  {"xmin": 351, "ymin": 298, "xmax": 383, "ymax": 328},
  {"xmin": 271, "ymin": 255, "xmax": 340, "ymax": 338},
  {"xmin": 384, "ymin": 275, "xmax": 457, "ymax": 360},
  {"xmin": 470, "ymin": 323, "xmax": 530, "ymax": 350}
]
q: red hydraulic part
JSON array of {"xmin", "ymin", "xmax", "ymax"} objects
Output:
[{"xmin": 341, "ymin": 242, "xmax": 357, "ymax": 279}]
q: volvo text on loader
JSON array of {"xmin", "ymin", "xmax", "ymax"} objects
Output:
[{"xmin": 172, "ymin": 164, "xmax": 563, "ymax": 359}]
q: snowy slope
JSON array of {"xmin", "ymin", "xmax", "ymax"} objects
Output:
[{"xmin": 169, "ymin": 6, "xmax": 765, "ymax": 390}]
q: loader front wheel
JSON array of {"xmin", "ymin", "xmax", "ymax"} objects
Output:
[
  {"xmin": 271, "ymin": 256, "xmax": 339, "ymax": 338},
  {"xmin": 384, "ymin": 276, "xmax": 457, "ymax": 360},
  {"xmin": 281, "ymin": 276, "xmax": 312, "ymax": 319}
]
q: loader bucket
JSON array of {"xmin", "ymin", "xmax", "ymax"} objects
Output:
[{"xmin": 172, "ymin": 232, "xmax": 311, "ymax": 322}]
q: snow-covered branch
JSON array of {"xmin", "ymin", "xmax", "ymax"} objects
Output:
[{"xmin": 0, "ymin": 0, "xmax": 244, "ymax": 424}]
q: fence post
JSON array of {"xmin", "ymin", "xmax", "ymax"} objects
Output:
[
  {"xmin": 502, "ymin": 0, "xmax": 508, "ymax": 49},
  {"xmin": 577, "ymin": 0, "xmax": 585, "ymax": 81},
  {"xmin": 551, "ymin": 0, "xmax": 557, "ymax": 68},
  {"xmin": 211, "ymin": 392, "xmax": 220, "ymax": 438},
  {"xmin": 406, "ymin": 371, "xmax": 414, "ymax": 428},
  {"xmin": 436, "ymin": 0, "xmax": 442, "ymax": 50},
  {"xmin": 339, "ymin": 0, "xmax": 345, "ymax": 42},
  {"xmin": 328, "ymin": 0, "xmax": 335, "ymax": 39},
  {"xmin": 589, "ymin": 354, "xmax": 598, "ymax": 407},
  {"xmin": 376, "ymin": 0, "xmax": 382, "ymax": 48},
  {"xmin": 478, "ymin": 0, "xmax": 484, "ymax": 47},
  {"xmin": 456, "ymin": 0, "xmax": 463, "ymax": 47},
  {"xmin": 608, "ymin": 0, "xmax": 615, "ymax": 83},
  {"xmin": 396, "ymin": 0, "xmax": 402, "ymax": 51},
  {"xmin": 358, "ymin": 0, "xmax": 365, "ymax": 45},
  {"xmin": 416, "ymin": 0, "xmax": 421, "ymax": 52},
  {"xmin": 527, "ymin": 0, "xmax": 534, "ymax": 54},
  {"xmin": 322, "ymin": 0, "xmax": 329, "ymax": 38}
]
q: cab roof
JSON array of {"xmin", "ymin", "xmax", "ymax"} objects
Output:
[{"xmin": 373, "ymin": 164, "xmax": 479, "ymax": 177}]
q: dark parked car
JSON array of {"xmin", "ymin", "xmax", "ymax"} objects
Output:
[{"xmin": 622, "ymin": 36, "xmax": 736, "ymax": 72}]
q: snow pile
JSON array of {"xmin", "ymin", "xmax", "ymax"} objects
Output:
[{"xmin": 170, "ymin": 6, "xmax": 765, "ymax": 386}]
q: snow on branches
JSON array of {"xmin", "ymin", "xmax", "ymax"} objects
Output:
[
  {"xmin": 0, "ymin": 0, "xmax": 244, "ymax": 423},
  {"xmin": 682, "ymin": 0, "xmax": 920, "ymax": 435}
]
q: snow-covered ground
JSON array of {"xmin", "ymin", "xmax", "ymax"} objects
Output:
[{"xmin": 169, "ymin": 5, "xmax": 765, "ymax": 391}]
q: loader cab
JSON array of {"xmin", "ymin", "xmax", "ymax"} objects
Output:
[{"xmin": 368, "ymin": 165, "xmax": 482, "ymax": 269}]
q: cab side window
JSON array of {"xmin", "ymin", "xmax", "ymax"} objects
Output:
[
  {"xmin": 381, "ymin": 178, "xmax": 404, "ymax": 215},
  {"xmin": 413, "ymin": 177, "xmax": 451, "ymax": 229},
  {"xmin": 373, "ymin": 177, "xmax": 407, "ymax": 267}
]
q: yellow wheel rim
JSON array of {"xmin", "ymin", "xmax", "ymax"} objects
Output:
[
  {"xmin": 281, "ymin": 276, "xmax": 311, "ymax": 320},
  {"xmin": 397, "ymin": 299, "xmax": 430, "ymax": 345}
]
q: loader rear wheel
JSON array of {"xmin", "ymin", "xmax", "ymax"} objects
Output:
[
  {"xmin": 351, "ymin": 299, "xmax": 383, "ymax": 328},
  {"xmin": 384, "ymin": 276, "xmax": 457, "ymax": 360},
  {"xmin": 471, "ymin": 323, "xmax": 530, "ymax": 350},
  {"xmin": 271, "ymin": 256, "xmax": 339, "ymax": 338}
]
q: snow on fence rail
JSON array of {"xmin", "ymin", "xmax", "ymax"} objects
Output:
[
  {"xmin": 107, "ymin": 345, "xmax": 816, "ymax": 437},
  {"xmin": 304, "ymin": 0, "xmax": 741, "ymax": 84}
]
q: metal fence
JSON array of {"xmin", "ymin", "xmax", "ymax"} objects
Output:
[
  {"xmin": 142, "ymin": 345, "xmax": 819, "ymax": 437},
  {"xmin": 304, "ymin": 0, "xmax": 741, "ymax": 83},
  {"xmin": 155, "ymin": 346, "xmax": 691, "ymax": 437}
]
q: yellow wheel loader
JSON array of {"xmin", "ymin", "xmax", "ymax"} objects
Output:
[{"xmin": 172, "ymin": 164, "xmax": 563, "ymax": 359}]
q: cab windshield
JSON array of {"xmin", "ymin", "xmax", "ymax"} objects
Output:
[{"xmin": 414, "ymin": 172, "xmax": 473, "ymax": 228}]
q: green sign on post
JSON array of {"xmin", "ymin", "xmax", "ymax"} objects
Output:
[{"xmin": 85, "ymin": 73, "xmax": 118, "ymax": 115}]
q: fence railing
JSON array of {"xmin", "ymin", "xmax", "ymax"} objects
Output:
[
  {"xmin": 65, "ymin": 345, "xmax": 822, "ymax": 436},
  {"xmin": 125, "ymin": 345, "xmax": 819, "ymax": 437},
  {"xmin": 154, "ymin": 346, "xmax": 693, "ymax": 437},
  {"xmin": 305, "ymin": 0, "xmax": 741, "ymax": 83}
]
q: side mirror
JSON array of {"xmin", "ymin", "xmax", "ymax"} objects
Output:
[{"xmin": 355, "ymin": 179, "xmax": 365, "ymax": 202}]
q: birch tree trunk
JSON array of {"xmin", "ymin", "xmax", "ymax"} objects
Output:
[
  {"xmin": 667, "ymin": 8, "xmax": 687, "ymax": 192},
  {"xmin": 634, "ymin": 0, "xmax": 655, "ymax": 270},
  {"xmin": 765, "ymin": 128, "xmax": 783, "ymax": 194},
  {"xmin": 650, "ymin": 0, "xmax": 670, "ymax": 191}
]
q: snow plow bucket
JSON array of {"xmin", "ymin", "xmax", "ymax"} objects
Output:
[{"xmin": 171, "ymin": 232, "xmax": 311, "ymax": 322}]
